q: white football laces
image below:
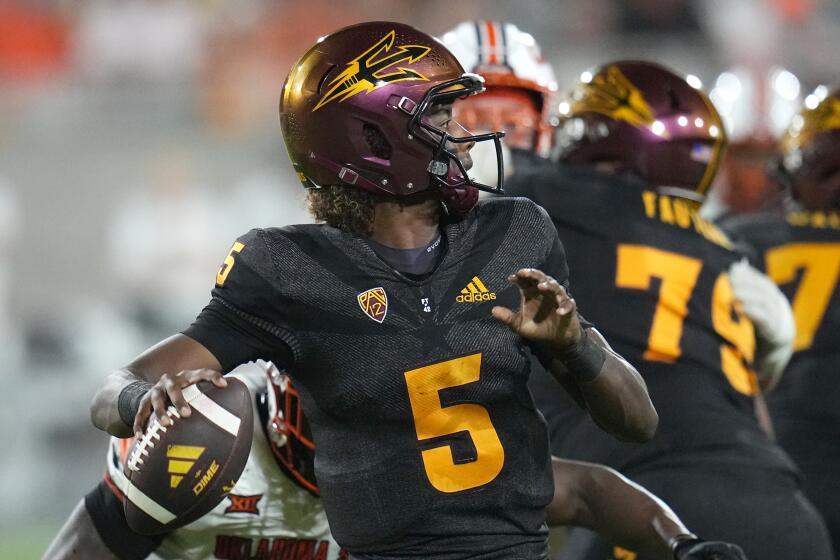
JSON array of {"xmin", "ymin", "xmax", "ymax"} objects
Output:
[{"xmin": 127, "ymin": 406, "xmax": 181, "ymax": 473}]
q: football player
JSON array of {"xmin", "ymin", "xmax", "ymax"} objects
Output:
[
  {"xmin": 439, "ymin": 20, "xmax": 558, "ymax": 184},
  {"xmin": 45, "ymin": 361, "xmax": 343, "ymax": 560},
  {"xmin": 46, "ymin": 364, "xmax": 740, "ymax": 560},
  {"xmin": 437, "ymin": 27, "xmax": 751, "ymax": 558},
  {"xmin": 87, "ymin": 22, "xmax": 658, "ymax": 559},
  {"xmin": 510, "ymin": 61, "xmax": 833, "ymax": 559},
  {"xmin": 720, "ymin": 86, "xmax": 840, "ymax": 556}
]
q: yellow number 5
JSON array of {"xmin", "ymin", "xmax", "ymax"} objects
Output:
[
  {"xmin": 404, "ymin": 354, "xmax": 505, "ymax": 493},
  {"xmin": 216, "ymin": 242, "xmax": 245, "ymax": 286}
]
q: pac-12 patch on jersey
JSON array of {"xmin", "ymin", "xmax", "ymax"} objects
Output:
[{"xmin": 357, "ymin": 287, "xmax": 388, "ymax": 323}]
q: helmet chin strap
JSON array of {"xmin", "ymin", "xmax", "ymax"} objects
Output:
[{"xmin": 439, "ymin": 183, "xmax": 479, "ymax": 216}]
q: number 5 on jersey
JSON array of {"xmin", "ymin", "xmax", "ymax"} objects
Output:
[
  {"xmin": 404, "ymin": 354, "xmax": 505, "ymax": 493},
  {"xmin": 217, "ymin": 242, "xmax": 245, "ymax": 286}
]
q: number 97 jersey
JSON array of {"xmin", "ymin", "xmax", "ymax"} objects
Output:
[{"xmin": 514, "ymin": 166, "xmax": 794, "ymax": 473}]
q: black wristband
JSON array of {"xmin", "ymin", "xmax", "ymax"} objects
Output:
[
  {"xmin": 553, "ymin": 328, "xmax": 607, "ymax": 383},
  {"xmin": 670, "ymin": 533, "xmax": 700, "ymax": 559},
  {"xmin": 118, "ymin": 380, "xmax": 154, "ymax": 428}
]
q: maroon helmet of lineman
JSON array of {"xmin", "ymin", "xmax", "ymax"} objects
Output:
[
  {"xmin": 555, "ymin": 60, "xmax": 727, "ymax": 200},
  {"xmin": 778, "ymin": 86, "xmax": 840, "ymax": 211},
  {"xmin": 279, "ymin": 21, "xmax": 506, "ymax": 215}
]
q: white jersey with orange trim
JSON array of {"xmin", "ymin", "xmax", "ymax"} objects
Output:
[{"xmin": 104, "ymin": 361, "xmax": 345, "ymax": 560}]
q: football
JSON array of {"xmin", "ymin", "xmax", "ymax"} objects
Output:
[{"xmin": 123, "ymin": 378, "xmax": 253, "ymax": 534}]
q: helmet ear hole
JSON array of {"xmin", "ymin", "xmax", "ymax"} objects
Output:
[
  {"xmin": 317, "ymin": 65, "xmax": 336, "ymax": 94},
  {"xmin": 667, "ymin": 87, "xmax": 681, "ymax": 112},
  {"xmin": 363, "ymin": 124, "xmax": 393, "ymax": 160}
]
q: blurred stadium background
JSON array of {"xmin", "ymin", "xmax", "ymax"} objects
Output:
[{"xmin": 0, "ymin": 1, "xmax": 837, "ymax": 558}]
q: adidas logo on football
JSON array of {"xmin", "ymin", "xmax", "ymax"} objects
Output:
[
  {"xmin": 166, "ymin": 445, "xmax": 205, "ymax": 489},
  {"xmin": 456, "ymin": 276, "xmax": 496, "ymax": 303}
]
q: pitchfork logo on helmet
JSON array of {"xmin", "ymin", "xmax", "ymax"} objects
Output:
[
  {"xmin": 571, "ymin": 66, "xmax": 658, "ymax": 133},
  {"xmin": 778, "ymin": 86, "xmax": 840, "ymax": 211},
  {"xmin": 781, "ymin": 93, "xmax": 840, "ymax": 155},
  {"xmin": 280, "ymin": 21, "xmax": 507, "ymax": 216},
  {"xmin": 314, "ymin": 30, "xmax": 431, "ymax": 111}
]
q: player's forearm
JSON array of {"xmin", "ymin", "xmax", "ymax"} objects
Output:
[
  {"xmin": 549, "ymin": 460, "xmax": 689, "ymax": 559},
  {"xmin": 549, "ymin": 330, "xmax": 657, "ymax": 442},
  {"xmin": 90, "ymin": 334, "xmax": 224, "ymax": 437},
  {"xmin": 90, "ymin": 369, "xmax": 146, "ymax": 437},
  {"xmin": 580, "ymin": 350, "xmax": 657, "ymax": 442}
]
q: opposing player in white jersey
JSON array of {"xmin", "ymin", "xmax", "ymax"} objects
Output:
[{"xmin": 44, "ymin": 361, "xmax": 345, "ymax": 560}]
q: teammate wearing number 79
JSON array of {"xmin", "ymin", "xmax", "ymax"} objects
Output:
[
  {"xmin": 88, "ymin": 22, "xmax": 657, "ymax": 560},
  {"xmin": 512, "ymin": 61, "xmax": 834, "ymax": 559}
]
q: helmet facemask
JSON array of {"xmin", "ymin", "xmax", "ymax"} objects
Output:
[
  {"xmin": 407, "ymin": 74, "xmax": 506, "ymax": 197},
  {"xmin": 263, "ymin": 365, "xmax": 318, "ymax": 496}
]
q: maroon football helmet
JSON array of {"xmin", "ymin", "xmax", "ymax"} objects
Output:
[
  {"xmin": 779, "ymin": 86, "xmax": 840, "ymax": 211},
  {"xmin": 279, "ymin": 21, "xmax": 506, "ymax": 215},
  {"xmin": 262, "ymin": 364, "xmax": 318, "ymax": 496},
  {"xmin": 555, "ymin": 60, "xmax": 727, "ymax": 199}
]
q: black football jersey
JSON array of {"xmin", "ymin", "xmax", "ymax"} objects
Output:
[
  {"xmin": 186, "ymin": 198, "xmax": 572, "ymax": 559},
  {"xmin": 509, "ymin": 166, "xmax": 795, "ymax": 474},
  {"xmin": 722, "ymin": 210, "xmax": 840, "ymax": 461}
]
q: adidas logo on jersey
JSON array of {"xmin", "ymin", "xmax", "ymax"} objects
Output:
[
  {"xmin": 166, "ymin": 445, "xmax": 205, "ymax": 489},
  {"xmin": 456, "ymin": 276, "xmax": 496, "ymax": 303}
]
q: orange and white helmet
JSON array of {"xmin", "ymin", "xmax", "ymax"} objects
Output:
[{"xmin": 440, "ymin": 21, "xmax": 558, "ymax": 157}]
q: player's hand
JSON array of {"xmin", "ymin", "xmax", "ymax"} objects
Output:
[
  {"xmin": 729, "ymin": 259, "xmax": 794, "ymax": 347},
  {"xmin": 491, "ymin": 268, "xmax": 581, "ymax": 349},
  {"xmin": 133, "ymin": 369, "xmax": 227, "ymax": 439},
  {"xmin": 673, "ymin": 538, "xmax": 747, "ymax": 560}
]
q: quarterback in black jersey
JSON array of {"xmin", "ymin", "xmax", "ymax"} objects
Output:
[
  {"xmin": 89, "ymin": 22, "xmax": 657, "ymax": 560},
  {"xmin": 722, "ymin": 86, "xmax": 840, "ymax": 557},
  {"xmin": 509, "ymin": 61, "xmax": 833, "ymax": 560}
]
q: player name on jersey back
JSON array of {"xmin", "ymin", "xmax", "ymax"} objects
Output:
[{"xmin": 640, "ymin": 190, "xmax": 732, "ymax": 249}]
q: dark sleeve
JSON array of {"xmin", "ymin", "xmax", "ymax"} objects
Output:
[
  {"xmin": 183, "ymin": 229, "xmax": 299, "ymax": 373},
  {"xmin": 84, "ymin": 481, "xmax": 164, "ymax": 560},
  {"xmin": 183, "ymin": 299, "xmax": 295, "ymax": 373},
  {"xmin": 525, "ymin": 206, "xmax": 594, "ymax": 366},
  {"xmin": 538, "ymin": 209, "xmax": 594, "ymax": 330}
]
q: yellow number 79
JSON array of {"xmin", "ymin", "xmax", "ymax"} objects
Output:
[{"xmin": 615, "ymin": 245, "xmax": 757, "ymax": 395}]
